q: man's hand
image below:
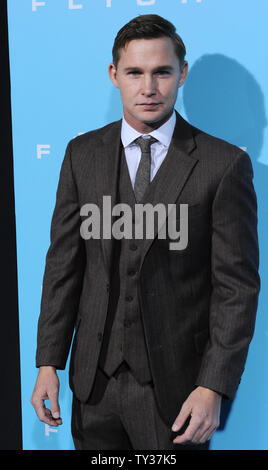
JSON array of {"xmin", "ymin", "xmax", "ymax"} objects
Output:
[
  {"xmin": 30, "ymin": 366, "xmax": 62, "ymax": 427},
  {"xmin": 171, "ymin": 386, "xmax": 222, "ymax": 445}
]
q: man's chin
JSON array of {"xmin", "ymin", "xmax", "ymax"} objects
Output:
[
  {"xmin": 137, "ymin": 110, "xmax": 168, "ymax": 124},
  {"xmin": 139, "ymin": 110, "xmax": 173, "ymax": 127},
  {"xmin": 124, "ymin": 107, "xmax": 174, "ymax": 130}
]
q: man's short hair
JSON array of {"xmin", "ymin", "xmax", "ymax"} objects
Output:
[{"xmin": 112, "ymin": 14, "xmax": 186, "ymax": 70}]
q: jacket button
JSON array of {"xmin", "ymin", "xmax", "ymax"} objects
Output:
[
  {"xmin": 97, "ymin": 332, "xmax": 103, "ymax": 341},
  {"xmin": 106, "ymin": 284, "xmax": 110, "ymax": 292},
  {"xmin": 124, "ymin": 320, "xmax": 131, "ymax": 328},
  {"xmin": 125, "ymin": 295, "xmax": 133, "ymax": 302}
]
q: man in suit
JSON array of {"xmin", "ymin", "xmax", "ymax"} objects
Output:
[{"xmin": 31, "ymin": 14, "xmax": 260, "ymax": 450}]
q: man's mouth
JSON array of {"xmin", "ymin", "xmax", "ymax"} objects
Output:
[{"xmin": 138, "ymin": 103, "xmax": 161, "ymax": 109}]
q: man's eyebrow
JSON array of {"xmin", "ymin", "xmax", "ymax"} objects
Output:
[{"xmin": 123, "ymin": 65, "xmax": 175, "ymax": 72}]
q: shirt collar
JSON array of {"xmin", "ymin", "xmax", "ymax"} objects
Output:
[{"xmin": 121, "ymin": 110, "xmax": 176, "ymax": 148}]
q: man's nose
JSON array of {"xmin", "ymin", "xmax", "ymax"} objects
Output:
[{"xmin": 141, "ymin": 75, "xmax": 156, "ymax": 96}]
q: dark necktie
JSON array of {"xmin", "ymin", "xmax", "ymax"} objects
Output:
[{"xmin": 134, "ymin": 136, "xmax": 157, "ymax": 203}]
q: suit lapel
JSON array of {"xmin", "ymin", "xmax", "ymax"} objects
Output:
[
  {"xmin": 139, "ymin": 111, "xmax": 198, "ymax": 269},
  {"xmin": 94, "ymin": 112, "xmax": 198, "ymax": 277},
  {"xmin": 94, "ymin": 119, "xmax": 122, "ymax": 278}
]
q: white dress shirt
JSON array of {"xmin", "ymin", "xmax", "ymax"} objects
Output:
[{"xmin": 121, "ymin": 110, "xmax": 176, "ymax": 188}]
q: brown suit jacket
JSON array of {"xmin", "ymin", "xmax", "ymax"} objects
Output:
[{"xmin": 36, "ymin": 111, "xmax": 260, "ymax": 427}]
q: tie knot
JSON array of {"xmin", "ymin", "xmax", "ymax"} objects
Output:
[{"xmin": 135, "ymin": 136, "xmax": 157, "ymax": 153}]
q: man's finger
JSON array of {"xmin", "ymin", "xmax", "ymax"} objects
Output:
[
  {"xmin": 34, "ymin": 400, "xmax": 60, "ymax": 426},
  {"xmin": 173, "ymin": 414, "xmax": 203, "ymax": 444},
  {"xmin": 44, "ymin": 407, "xmax": 62, "ymax": 426},
  {"xmin": 189, "ymin": 421, "xmax": 211, "ymax": 444},
  {"xmin": 40, "ymin": 406, "xmax": 62, "ymax": 426},
  {"xmin": 31, "ymin": 392, "xmax": 62, "ymax": 426},
  {"xmin": 48, "ymin": 388, "xmax": 61, "ymax": 420},
  {"xmin": 171, "ymin": 403, "xmax": 191, "ymax": 433},
  {"xmin": 198, "ymin": 422, "xmax": 218, "ymax": 444}
]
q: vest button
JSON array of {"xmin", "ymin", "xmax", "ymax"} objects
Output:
[
  {"xmin": 124, "ymin": 319, "xmax": 131, "ymax": 327},
  {"xmin": 127, "ymin": 269, "xmax": 136, "ymax": 277},
  {"xmin": 125, "ymin": 295, "xmax": 133, "ymax": 302},
  {"xmin": 129, "ymin": 243, "xmax": 138, "ymax": 251}
]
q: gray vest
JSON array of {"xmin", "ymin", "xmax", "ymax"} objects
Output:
[{"xmin": 98, "ymin": 146, "xmax": 153, "ymax": 385}]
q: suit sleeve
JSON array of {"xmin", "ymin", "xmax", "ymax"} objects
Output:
[
  {"xmin": 36, "ymin": 141, "xmax": 86, "ymax": 369},
  {"xmin": 195, "ymin": 150, "xmax": 260, "ymax": 399}
]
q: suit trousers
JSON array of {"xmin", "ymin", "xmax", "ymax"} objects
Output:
[{"xmin": 71, "ymin": 362, "xmax": 209, "ymax": 451}]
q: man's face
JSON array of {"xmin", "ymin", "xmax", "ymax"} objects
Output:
[{"xmin": 108, "ymin": 37, "xmax": 188, "ymax": 133}]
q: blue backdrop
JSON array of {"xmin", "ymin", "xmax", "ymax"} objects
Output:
[{"xmin": 7, "ymin": 0, "xmax": 268, "ymax": 450}]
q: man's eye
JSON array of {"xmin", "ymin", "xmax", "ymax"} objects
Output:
[
  {"xmin": 156, "ymin": 70, "xmax": 170, "ymax": 75},
  {"xmin": 128, "ymin": 71, "xmax": 141, "ymax": 76}
]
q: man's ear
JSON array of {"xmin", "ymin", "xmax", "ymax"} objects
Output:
[
  {"xmin": 178, "ymin": 61, "xmax": 188, "ymax": 88},
  {"xmin": 108, "ymin": 62, "xmax": 119, "ymax": 88}
]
